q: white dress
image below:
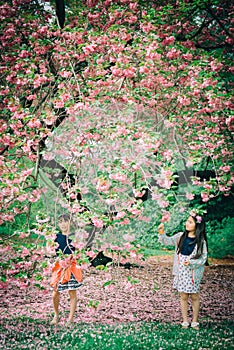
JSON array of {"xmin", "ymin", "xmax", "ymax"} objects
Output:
[{"xmin": 158, "ymin": 232, "xmax": 207, "ymax": 293}]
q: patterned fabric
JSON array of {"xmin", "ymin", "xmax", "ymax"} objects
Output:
[
  {"xmin": 57, "ymin": 273, "xmax": 83, "ymax": 292},
  {"xmin": 158, "ymin": 232, "xmax": 207, "ymax": 293},
  {"xmin": 173, "ymin": 254, "xmax": 203, "ymax": 293}
]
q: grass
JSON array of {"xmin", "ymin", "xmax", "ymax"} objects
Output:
[{"xmin": 0, "ymin": 318, "xmax": 233, "ymax": 350}]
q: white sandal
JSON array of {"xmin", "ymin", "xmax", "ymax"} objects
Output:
[
  {"xmin": 191, "ymin": 322, "xmax": 199, "ymax": 330},
  {"xmin": 50, "ymin": 316, "xmax": 59, "ymax": 325},
  {"xmin": 181, "ymin": 322, "xmax": 189, "ymax": 328}
]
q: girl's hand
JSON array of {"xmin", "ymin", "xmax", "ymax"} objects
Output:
[
  {"xmin": 158, "ymin": 223, "xmax": 165, "ymax": 235},
  {"xmin": 183, "ymin": 260, "xmax": 190, "ymax": 266}
]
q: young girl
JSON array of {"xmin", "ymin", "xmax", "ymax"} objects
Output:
[
  {"xmin": 158, "ymin": 213, "xmax": 208, "ymax": 330},
  {"xmin": 49, "ymin": 214, "xmax": 82, "ymax": 325}
]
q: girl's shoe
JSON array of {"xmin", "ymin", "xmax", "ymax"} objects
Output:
[
  {"xmin": 181, "ymin": 322, "xmax": 189, "ymax": 329},
  {"xmin": 65, "ymin": 319, "xmax": 74, "ymax": 327},
  {"xmin": 50, "ymin": 316, "xmax": 59, "ymax": 325},
  {"xmin": 191, "ymin": 322, "xmax": 199, "ymax": 330}
]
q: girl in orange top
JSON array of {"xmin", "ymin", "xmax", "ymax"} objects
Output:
[{"xmin": 49, "ymin": 214, "xmax": 82, "ymax": 325}]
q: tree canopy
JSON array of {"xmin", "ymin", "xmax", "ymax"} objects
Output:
[{"xmin": 0, "ymin": 0, "xmax": 233, "ymax": 285}]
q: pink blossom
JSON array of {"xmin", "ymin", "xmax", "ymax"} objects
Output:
[
  {"xmin": 21, "ymin": 168, "xmax": 34, "ymax": 177},
  {"xmin": 164, "ymin": 120, "xmax": 174, "ymax": 128},
  {"xmin": 133, "ymin": 189, "xmax": 146, "ymax": 198},
  {"xmin": 85, "ymin": 251, "xmax": 96, "ymax": 259},
  {"xmin": 96, "ymin": 179, "xmax": 111, "ymax": 192},
  {"xmin": 119, "ymin": 218, "xmax": 130, "ymax": 225},
  {"xmin": 59, "ymin": 70, "xmax": 72, "ymax": 78},
  {"xmin": 151, "ymin": 192, "xmax": 162, "ymax": 201},
  {"xmin": 123, "ymin": 67, "xmax": 136, "ymax": 78},
  {"xmin": 177, "ymin": 96, "xmax": 191, "ymax": 105},
  {"xmin": 53, "ymin": 101, "xmax": 64, "ymax": 109},
  {"xmin": 162, "ymin": 36, "xmax": 175, "ymax": 46},
  {"xmin": 138, "ymin": 216, "xmax": 151, "ymax": 222},
  {"xmin": 128, "ymin": 207, "xmax": 141, "ymax": 216},
  {"xmin": 186, "ymin": 192, "xmax": 194, "ymax": 200},
  {"xmin": 124, "ymin": 281, "xmax": 135, "ymax": 291},
  {"xmin": 160, "ymin": 210, "xmax": 171, "ymax": 222},
  {"xmin": 92, "ymin": 217, "xmax": 104, "ymax": 228},
  {"xmin": 0, "ymin": 282, "xmax": 8, "ymax": 289},
  {"xmin": 220, "ymin": 165, "xmax": 230, "ymax": 172},
  {"xmin": 72, "ymin": 242, "xmax": 86, "ymax": 250},
  {"xmin": 182, "ymin": 53, "xmax": 193, "ymax": 60},
  {"xmin": 166, "ymin": 48, "xmax": 180, "ymax": 59},
  {"xmin": 123, "ymin": 234, "xmax": 135, "ymax": 242},
  {"xmin": 115, "ymin": 211, "xmax": 126, "ymax": 219},
  {"xmin": 109, "ymin": 173, "xmax": 128, "ymax": 183},
  {"xmin": 17, "ymin": 194, "xmax": 28, "ymax": 202},
  {"xmin": 83, "ymin": 44, "xmax": 97, "ymax": 55},
  {"xmin": 60, "ymin": 256, "xmax": 72, "ymax": 269},
  {"xmin": 19, "ymin": 231, "xmax": 30, "ymax": 238},
  {"xmin": 156, "ymin": 169, "xmax": 174, "ymax": 189},
  {"xmin": 158, "ymin": 200, "xmax": 169, "ymax": 208},
  {"xmin": 201, "ymin": 192, "xmax": 210, "ymax": 202}
]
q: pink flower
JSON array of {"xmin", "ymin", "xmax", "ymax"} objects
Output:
[
  {"xmin": 160, "ymin": 210, "xmax": 171, "ymax": 223},
  {"xmin": 133, "ymin": 189, "xmax": 146, "ymax": 198},
  {"xmin": 53, "ymin": 101, "xmax": 64, "ymax": 109},
  {"xmin": 162, "ymin": 36, "xmax": 175, "ymax": 46},
  {"xmin": 156, "ymin": 169, "xmax": 174, "ymax": 189},
  {"xmin": 201, "ymin": 192, "xmax": 210, "ymax": 202},
  {"xmin": 182, "ymin": 53, "xmax": 193, "ymax": 60},
  {"xmin": 59, "ymin": 71, "xmax": 72, "ymax": 78},
  {"xmin": 186, "ymin": 193, "xmax": 194, "ymax": 200},
  {"xmin": 123, "ymin": 234, "xmax": 135, "ymax": 242},
  {"xmin": 60, "ymin": 256, "xmax": 72, "ymax": 269},
  {"xmin": 92, "ymin": 217, "xmax": 104, "ymax": 228},
  {"xmin": 115, "ymin": 211, "xmax": 126, "ymax": 219},
  {"xmin": 220, "ymin": 165, "xmax": 230, "ymax": 173},
  {"xmin": 96, "ymin": 179, "xmax": 111, "ymax": 192},
  {"xmin": 166, "ymin": 48, "xmax": 180, "ymax": 59},
  {"xmin": 128, "ymin": 207, "xmax": 141, "ymax": 216},
  {"xmin": 119, "ymin": 218, "xmax": 130, "ymax": 225},
  {"xmin": 124, "ymin": 281, "xmax": 135, "ymax": 291},
  {"xmin": 158, "ymin": 200, "xmax": 169, "ymax": 208},
  {"xmin": 109, "ymin": 173, "xmax": 128, "ymax": 183}
]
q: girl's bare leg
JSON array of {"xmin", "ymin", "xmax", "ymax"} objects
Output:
[
  {"xmin": 68, "ymin": 290, "xmax": 77, "ymax": 323},
  {"xmin": 191, "ymin": 293, "xmax": 200, "ymax": 323},
  {"xmin": 51, "ymin": 290, "xmax": 60, "ymax": 324},
  {"xmin": 180, "ymin": 292, "xmax": 189, "ymax": 324}
]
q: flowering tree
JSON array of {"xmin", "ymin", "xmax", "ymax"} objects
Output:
[{"xmin": 0, "ymin": 0, "xmax": 233, "ymax": 287}]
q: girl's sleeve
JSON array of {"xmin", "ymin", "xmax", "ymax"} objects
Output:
[
  {"xmin": 158, "ymin": 231, "xmax": 182, "ymax": 246},
  {"xmin": 190, "ymin": 241, "xmax": 208, "ymax": 268}
]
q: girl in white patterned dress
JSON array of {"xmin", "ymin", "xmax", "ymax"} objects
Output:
[{"xmin": 158, "ymin": 214, "xmax": 208, "ymax": 330}]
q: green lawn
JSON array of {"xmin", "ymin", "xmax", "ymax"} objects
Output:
[{"xmin": 1, "ymin": 318, "xmax": 233, "ymax": 350}]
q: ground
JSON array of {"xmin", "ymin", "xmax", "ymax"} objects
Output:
[{"xmin": 1, "ymin": 255, "xmax": 233, "ymax": 326}]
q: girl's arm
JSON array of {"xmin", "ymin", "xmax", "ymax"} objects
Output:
[
  {"xmin": 158, "ymin": 223, "xmax": 182, "ymax": 246},
  {"xmin": 189, "ymin": 241, "xmax": 208, "ymax": 268}
]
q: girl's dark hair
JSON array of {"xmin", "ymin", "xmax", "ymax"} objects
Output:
[
  {"xmin": 58, "ymin": 214, "xmax": 72, "ymax": 222},
  {"xmin": 177, "ymin": 216, "xmax": 208, "ymax": 260}
]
